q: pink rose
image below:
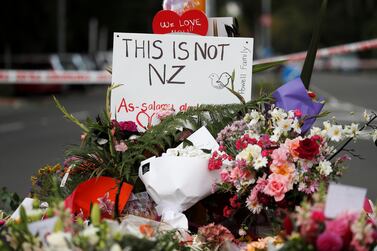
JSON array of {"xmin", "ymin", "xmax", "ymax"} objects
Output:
[
  {"xmin": 271, "ymin": 146, "xmax": 289, "ymax": 166},
  {"xmin": 316, "ymin": 232, "xmax": 343, "ymax": 251},
  {"xmin": 263, "ymin": 173, "xmax": 290, "ymax": 201}
]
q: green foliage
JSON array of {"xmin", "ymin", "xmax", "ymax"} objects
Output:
[
  {"xmin": 58, "ymin": 88, "xmax": 272, "ymax": 194},
  {"xmin": 30, "ymin": 164, "xmax": 66, "ymax": 204},
  {"xmin": 301, "ymin": 0, "xmax": 328, "ymax": 89},
  {"xmin": 279, "ymin": 237, "xmax": 315, "ymax": 251},
  {"xmin": 253, "ymin": 60, "xmax": 286, "ymax": 73},
  {"xmin": 0, "ymin": 187, "xmax": 20, "ymax": 215}
]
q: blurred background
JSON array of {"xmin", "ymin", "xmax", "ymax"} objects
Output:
[{"xmin": 0, "ymin": 0, "xmax": 376, "ymax": 198}]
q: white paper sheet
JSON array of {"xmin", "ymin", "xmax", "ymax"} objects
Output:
[
  {"xmin": 10, "ymin": 198, "xmax": 35, "ymax": 220},
  {"xmin": 324, "ymin": 183, "xmax": 367, "ymax": 219}
]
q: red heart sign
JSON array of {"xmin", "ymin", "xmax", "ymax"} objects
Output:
[
  {"xmin": 136, "ymin": 111, "xmax": 156, "ymax": 130},
  {"xmin": 153, "ymin": 9, "xmax": 208, "ymax": 36}
]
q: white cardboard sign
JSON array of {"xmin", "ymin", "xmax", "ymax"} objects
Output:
[
  {"xmin": 324, "ymin": 183, "xmax": 367, "ymax": 219},
  {"xmin": 111, "ymin": 32, "xmax": 253, "ymax": 130}
]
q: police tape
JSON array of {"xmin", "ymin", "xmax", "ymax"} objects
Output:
[
  {"xmin": 0, "ymin": 70, "xmax": 111, "ymax": 84},
  {"xmin": 254, "ymin": 38, "xmax": 377, "ymax": 65},
  {"xmin": 1, "ymin": 38, "xmax": 377, "ymax": 84}
]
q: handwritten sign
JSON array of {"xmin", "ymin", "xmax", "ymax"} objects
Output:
[
  {"xmin": 153, "ymin": 10, "xmax": 208, "ymax": 36},
  {"xmin": 111, "ymin": 33, "xmax": 253, "ymax": 129}
]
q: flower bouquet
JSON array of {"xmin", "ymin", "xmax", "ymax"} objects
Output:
[{"xmin": 278, "ymin": 189, "xmax": 377, "ymax": 251}]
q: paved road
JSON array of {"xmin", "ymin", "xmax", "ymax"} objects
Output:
[{"xmin": 0, "ymin": 72, "xmax": 376, "ymax": 199}]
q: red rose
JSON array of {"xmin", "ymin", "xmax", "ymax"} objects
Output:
[
  {"xmin": 283, "ymin": 216, "xmax": 293, "ymax": 235},
  {"xmin": 311, "ymin": 210, "xmax": 325, "ymax": 222},
  {"xmin": 118, "ymin": 121, "xmax": 138, "ymax": 132},
  {"xmin": 297, "ymin": 137, "xmax": 320, "ymax": 160}
]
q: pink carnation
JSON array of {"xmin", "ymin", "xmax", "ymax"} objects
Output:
[
  {"xmin": 316, "ymin": 232, "xmax": 343, "ymax": 251},
  {"xmin": 118, "ymin": 121, "xmax": 138, "ymax": 132},
  {"xmin": 220, "ymin": 170, "xmax": 230, "ymax": 182},
  {"xmin": 156, "ymin": 108, "xmax": 175, "ymax": 120},
  {"xmin": 326, "ymin": 213, "xmax": 358, "ymax": 246},
  {"xmin": 263, "ymin": 173, "xmax": 290, "ymax": 202}
]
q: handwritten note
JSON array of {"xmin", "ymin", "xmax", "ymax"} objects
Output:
[{"xmin": 111, "ymin": 33, "xmax": 253, "ymax": 130}]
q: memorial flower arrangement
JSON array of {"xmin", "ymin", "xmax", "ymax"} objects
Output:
[
  {"xmin": 209, "ymin": 105, "xmax": 363, "ymax": 217},
  {"xmin": 279, "ymin": 191, "xmax": 377, "ymax": 251},
  {"xmin": 0, "ymin": 203, "xmax": 190, "ymax": 251}
]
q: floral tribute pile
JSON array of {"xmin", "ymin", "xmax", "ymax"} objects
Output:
[
  {"xmin": 1, "ymin": 74, "xmax": 376, "ymax": 250},
  {"xmin": 2, "ymin": 0, "xmax": 377, "ymax": 250}
]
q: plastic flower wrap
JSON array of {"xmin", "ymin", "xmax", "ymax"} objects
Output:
[
  {"xmin": 139, "ymin": 126, "xmax": 220, "ymax": 229},
  {"xmin": 208, "ymin": 106, "xmax": 367, "ymax": 219},
  {"xmin": 272, "ymin": 77, "xmax": 324, "ymax": 133}
]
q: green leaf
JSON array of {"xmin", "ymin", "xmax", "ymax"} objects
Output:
[
  {"xmin": 301, "ymin": 0, "xmax": 328, "ymax": 89},
  {"xmin": 252, "ymin": 60, "xmax": 286, "ymax": 73},
  {"xmin": 53, "ymin": 96, "xmax": 89, "ymax": 133}
]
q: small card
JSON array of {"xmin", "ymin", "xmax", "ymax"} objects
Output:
[
  {"xmin": 207, "ymin": 17, "xmax": 236, "ymax": 37},
  {"xmin": 10, "ymin": 198, "xmax": 35, "ymax": 220},
  {"xmin": 324, "ymin": 183, "xmax": 367, "ymax": 219},
  {"xmin": 185, "ymin": 126, "xmax": 219, "ymax": 150}
]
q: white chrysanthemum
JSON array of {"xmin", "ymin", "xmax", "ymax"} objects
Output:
[
  {"xmin": 327, "ymin": 125, "xmax": 343, "ymax": 142},
  {"xmin": 317, "ymin": 160, "xmax": 333, "ymax": 176},
  {"xmin": 271, "ymin": 127, "xmax": 283, "ymax": 142},
  {"xmin": 81, "ymin": 226, "xmax": 100, "ymax": 245},
  {"xmin": 270, "ymin": 108, "xmax": 287, "ymax": 122},
  {"xmin": 323, "ymin": 121, "xmax": 332, "ymax": 131},
  {"xmin": 277, "ymin": 118, "xmax": 293, "ymax": 132},
  {"xmin": 292, "ymin": 119, "xmax": 302, "ymax": 134},
  {"xmin": 46, "ymin": 232, "xmax": 72, "ymax": 250},
  {"xmin": 248, "ymin": 110, "xmax": 264, "ymax": 126},
  {"xmin": 288, "ymin": 110, "xmax": 295, "ymax": 119},
  {"xmin": 309, "ymin": 127, "xmax": 322, "ymax": 137},
  {"xmin": 236, "ymin": 144, "xmax": 262, "ymax": 164},
  {"xmin": 246, "ymin": 200, "xmax": 263, "ymax": 214},
  {"xmin": 253, "ymin": 156, "xmax": 268, "ymax": 170},
  {"xmin": 344, "ymin": 123, "xmax": 359, "ymax": 138}
]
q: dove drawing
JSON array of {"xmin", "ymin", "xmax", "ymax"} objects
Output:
[{"xmin": 209, "ymin": 72, "xmax": 232, "ymax": 89}]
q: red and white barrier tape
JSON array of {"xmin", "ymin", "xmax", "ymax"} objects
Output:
[
  {"xmin": 0, "ymin": 70, "xmax": 111, "ymax": 84},
  {"xmin": 254, "ymin": 38, "xmax": 377, "ymax": 65},
  {"xmin": 1, "ymin": 38, "xmax": 376, "ymax": 84}
]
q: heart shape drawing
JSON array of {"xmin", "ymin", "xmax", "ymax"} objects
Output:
[
  {"xmin": 153, "ymin": 9, "xmax": 208, "ymax": 36},
  {"xmin": 136, "ymin": 111, "xmax": 156, "ymax": 130}
]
